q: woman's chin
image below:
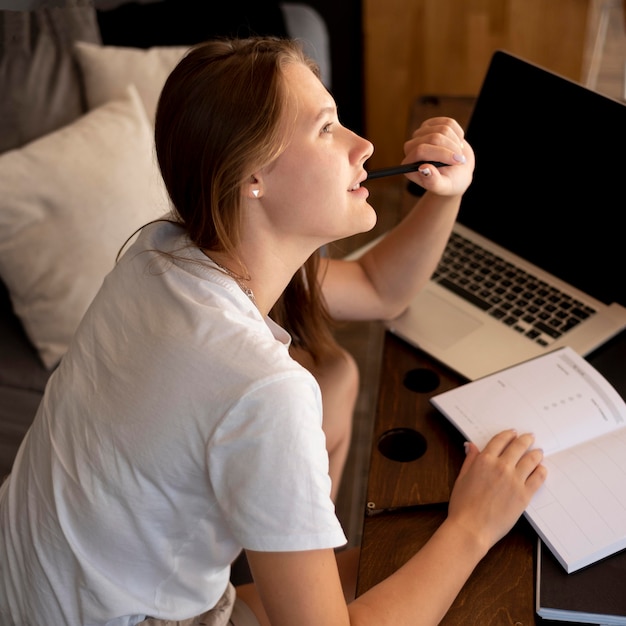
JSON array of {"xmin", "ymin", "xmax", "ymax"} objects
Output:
[
  {"xmin": 355, "ymin": 205, "xmax": 378, "ymax": 234},
  {"xmin": 319, "ymin": 206, "xmax": 378, "ymax": 247}
]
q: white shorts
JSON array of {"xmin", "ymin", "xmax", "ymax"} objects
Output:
[
  {"xmin": 228, "ymin": 596, "xmax": 260, "ymax": 626},
  {"xmin": 141, "ymin": 583, "xmax": 260, "ymax": 626}
]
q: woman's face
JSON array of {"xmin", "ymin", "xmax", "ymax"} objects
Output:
[{"xmin": 253, "ymin": 62, "xmax": 376, "ymax": 250}]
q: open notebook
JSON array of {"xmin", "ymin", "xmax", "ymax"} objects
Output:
[{"xmin": 382, "ymin": 50, "xmax": 626, "ymax": 381}]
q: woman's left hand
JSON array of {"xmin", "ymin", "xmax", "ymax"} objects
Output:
[{"xmin": 402, "ymin": 116, "xmax": 475, "ymax": 197}]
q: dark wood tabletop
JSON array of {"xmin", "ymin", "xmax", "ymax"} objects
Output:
[
  {"xmin": 354, "ymin": 331, "xmax": 537, "ymax": 625},
  {"xmin": 359, "ymin": 508, "xmax": 536, "ymax": 626},
  {"xmin": 355, "ymin": 327, "xmax": 626, "ymax": 624}
]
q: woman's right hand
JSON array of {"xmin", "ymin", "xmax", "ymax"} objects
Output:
[{"xmin": 446, "ymin": 430, "xmax": 547, "ymax": 555}]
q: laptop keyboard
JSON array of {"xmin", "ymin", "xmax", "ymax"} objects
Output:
[{"xmin": 433, "ymin": 232, "xmax": 597, "ymax": 346}]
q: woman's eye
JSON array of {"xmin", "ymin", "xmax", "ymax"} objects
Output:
[{"xmin": 321, "ymin": 123, "xmax": 333, "ymax": 134}]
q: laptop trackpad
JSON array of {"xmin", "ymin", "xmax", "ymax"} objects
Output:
[{"xmin": 404, "ymin": 291, "xmax": 482, "ymax": 349}]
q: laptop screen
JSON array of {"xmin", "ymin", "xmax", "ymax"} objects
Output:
[{"xmin": 459, "ymin": 50, "xmax": 626, "ymax": 307}]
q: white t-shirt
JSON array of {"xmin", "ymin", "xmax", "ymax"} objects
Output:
[{"xmin": 0, "ymin": 221, "xmax": 346, "ymax": 626}]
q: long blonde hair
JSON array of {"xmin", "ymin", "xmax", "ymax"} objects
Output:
[{"xmin": 154, "ymin": 37, "xmax": 341, "ymax": 363}]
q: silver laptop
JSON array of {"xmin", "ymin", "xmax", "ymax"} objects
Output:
[{"xmin": 382, "ymin": 51, "xmax": 626, "ymax": 381}]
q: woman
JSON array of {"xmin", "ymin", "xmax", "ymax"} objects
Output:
[{"xmin": 0, "ymin": 37, "xmax": 546, "ymax": 626}]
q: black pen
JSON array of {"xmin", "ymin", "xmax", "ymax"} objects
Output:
[{"xmin": 366, "ymin": 160, "xmax": 448, "ymax": 180}]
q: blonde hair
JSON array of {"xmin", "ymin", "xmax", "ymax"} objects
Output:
[{"xmin": 154, "ymin": 37, "xmax": 341, "ymax": 363}]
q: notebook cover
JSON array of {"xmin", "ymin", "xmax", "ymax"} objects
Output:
[{"xmin": 536, "ymin": 539, "xmax": 626, "ymax": 624}]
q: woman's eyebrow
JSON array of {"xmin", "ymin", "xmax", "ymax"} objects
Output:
[{"xmin": 314, "ymin": 105, "xmax": 337, "ymax": 123}]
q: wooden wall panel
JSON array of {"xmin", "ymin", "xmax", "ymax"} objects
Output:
[{"xmin": 363, "ymin": 0, "xmax": 594, "ymax": 167}]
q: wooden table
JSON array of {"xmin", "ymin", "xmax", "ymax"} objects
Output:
[
  {"xmin": 355, "ymin": 327, "xmax": 626, "ymax": 624},
  {"xmin": 355, "ymin": 332, "xmax": 537, "ymax": 625}
]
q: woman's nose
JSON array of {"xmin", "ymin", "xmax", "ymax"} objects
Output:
[{"xmin": 354, "ymin": 132, "xmax": 374, "ymax": 164}]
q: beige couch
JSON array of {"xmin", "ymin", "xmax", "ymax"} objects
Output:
[{"xmin": 0, "ymin": 0, "xmax": 331, "ymax": 478}]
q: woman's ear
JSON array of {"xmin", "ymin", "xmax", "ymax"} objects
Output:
[{"xmin": 247, "ymin": 175, "xmax": 263, "ymax": 199}]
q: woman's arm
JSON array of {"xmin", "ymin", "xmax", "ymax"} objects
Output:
[
  {"xmin": 239, "ymin": 431, "xmax": 546, "ymax": 626},
  {"xmin": 321, "ymin": 117, "xmax": 474, "ymax": 322}
]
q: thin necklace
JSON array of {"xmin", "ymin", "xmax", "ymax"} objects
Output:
[{"xmin": 204, "ymin": 253, "xmax": 257, "ymax": 306}]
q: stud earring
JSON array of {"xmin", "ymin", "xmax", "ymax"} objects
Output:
[{"xmin": 252, "ymin": 189, "xmax": 260, "ymax": 198}]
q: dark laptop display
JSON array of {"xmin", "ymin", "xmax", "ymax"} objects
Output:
[{"xmin": 459, "ymin": 50, "xmax": 626, "ymax": 308}]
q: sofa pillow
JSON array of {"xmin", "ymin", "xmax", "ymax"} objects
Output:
[
  {"xmin": 74, "ymin": 40, "xmax": 189, "ymax": 122},
  {"xmin": 0, "ymin": 85, "xmax": 170, "ymax": 370}
]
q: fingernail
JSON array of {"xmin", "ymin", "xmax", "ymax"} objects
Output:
[
  {"xmin": 453, "ymin": 153, "xmax": 466, "ymax": 163},
  {"xmin": 419, "ymin": 167, "xmax": 432, "ymax": 177},
  {"xmin": 464, "ymin": 441, "xmax": 470, "ymax": 455}
]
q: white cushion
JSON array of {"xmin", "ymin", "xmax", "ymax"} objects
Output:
[
  {"xmin": 74, "ymin": 41, "xmax": 189, "ymax": 122},
  {"xmin": 0, "ymin": 86, "xmax": 170, "ymax": 369}
]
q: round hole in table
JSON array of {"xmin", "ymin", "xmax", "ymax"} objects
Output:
[
  {"xmin": 403, "ymin": 367, "xmax": 440, "ymax": 393},
  {"xmin": 377, "ymin": 427, "xmax": 428, "ymax": 462}
]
